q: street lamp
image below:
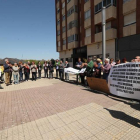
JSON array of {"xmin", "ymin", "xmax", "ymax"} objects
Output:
[{"xmin": 102, "ymin": 7, "xmax": 106, "ymax": 64}]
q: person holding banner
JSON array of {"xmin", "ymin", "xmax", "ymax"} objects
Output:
[
  {"xmin": 110, "ymin": 58, "xmax": 116, "ymax": 67},
  {"xmin": 115, "ymin": 59, "xmax": 121, "ymax": 65},
  {"xmin": 64, "ymin": 61, "xmax": 70, "ymax": 81},
  {"xmin": 75, "ymin": 58, "xmax": 83, "ymax": 85},
  {"xmin": 93, "ymin": 62, "xmax": 101, "ymax": 78},
  {"xmin": 101, "ymin": 58, "xmax": 111, "ymax": 82},
  {"xmin": 59, "ymin": 61, "xmax": 64, "ymax": 80}
]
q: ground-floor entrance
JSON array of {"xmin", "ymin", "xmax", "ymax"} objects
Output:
[
  {"xmin": 118, "ymin": 34, "xmax": 140, "ymax": 61},
  {"xmin": 72, "ymin": 46, "xmax": 87, "ymax": 67}
]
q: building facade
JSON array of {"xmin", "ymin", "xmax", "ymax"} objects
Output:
[{"xmin": 55, "ymin": 0, "xmax": 140, "ymax": 67}]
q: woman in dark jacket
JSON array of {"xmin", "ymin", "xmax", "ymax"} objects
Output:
[
  {"xmin": 48, "ymin": 61, "xmax": 54, "ymax": 79},
  {"xmin": 24, "ymin": 63, "xmax": 29, "ymax": 81},
  {"xmin": 19, "ymin": 62, "xmax": 23, "ymax": 82}
]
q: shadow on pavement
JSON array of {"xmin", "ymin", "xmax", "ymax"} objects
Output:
[{"xmin": 105, "ymin": 108, "xmax": 140, "ymax": 128}]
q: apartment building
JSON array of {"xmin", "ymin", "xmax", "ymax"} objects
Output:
[{"xmin": 55, "ymin": 0, "xmax": 140, "ymax": 67}]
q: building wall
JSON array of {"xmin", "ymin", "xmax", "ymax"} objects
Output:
[
  {"xmin": 87, "ymin": 39, "xmax": 115, "ymax": 60},
  {"xmin": 56, "ymin": 0, "xmax": 139, "ymax": 63},
  {"xmin": 59, "ymin": 49, "xmax": 73, "ymax": 67}
]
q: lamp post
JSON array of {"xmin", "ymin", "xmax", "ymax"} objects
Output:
[{"xmin": 102, "ymin": 7, "xmax": 106, "ymax": 64}]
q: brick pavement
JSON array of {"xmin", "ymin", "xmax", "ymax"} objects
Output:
[{"xmin": 0, "ymin": 77, "xmax": 140, "ymax": 140}]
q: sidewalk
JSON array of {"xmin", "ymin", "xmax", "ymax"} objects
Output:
[{"xmin": 0, "ymin": 73, "xmax": 140, "ymax": 140}]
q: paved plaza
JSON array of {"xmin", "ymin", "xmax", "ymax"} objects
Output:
[{"xmin": 0, "ymin": 75, "xmax": 140, "ymax": 140}]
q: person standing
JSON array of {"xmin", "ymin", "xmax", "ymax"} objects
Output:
[
  {"xmin": 24, "ymin": 63, "xmax": 29, "ymax": 81},
  {"xmin": 0, "ymin": 66, "xmax": 4, "ymax": 82},
  {"xmin": 48, "ymin": 61, "xmax": 54, "ymax": 79},
  {"xmin": 110, "ymin": 58, "xmax": 116, "ymax": 67},
  {"xmin": 115, "ymin": 59, "xmax": 121, "ymax": 65},
  {"xmin": 9, "ymin": 62, "xmax": 13, "ymax": 84},
  {"xmin": 31, "ymin": 62, "xmax": 37, "ymax": 81},
  {"xmin": 55, "ymin": 59, "xmax": 59, "ymax": 78},
  {"xmin": 59, "ymin": 61, "xmax": 64, "ymax": 80},
  {"xmin": 37, "ymin": 62, "xmax": 42, "ymax": 79},
  {"xmin": 64, "ymin": 61, "xmax": 70, "ymax": 81},
  {"xmin": 27, "ymin": 61, "xmax": 31, "ymax": 79},
  {"xmin": 75, "ymin": 58, "xmax": 83, "ymax": 84},
  {"xmin": 4, "ymin": 59, "xmax": 12, "ymax": 86},
  {"xmin": 101, "ymin": 58, "xmax": 111, "ymax": 82},
  {"xmin": 12, "ymin": 63, "xmax": 19, "ymax": 84},
  {"xmin": 43, "ymin": 61, "xmax": 48, "ymax": 78},
  {"xmin": 19, "ymin": 62, "xmax": 24, "ymax": 82}
]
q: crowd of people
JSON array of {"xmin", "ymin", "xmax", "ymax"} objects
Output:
[
  {"xmin": 75, "ymin": 56, "xmax": 140, "ymax": 85},
  {"xmin": 0, "ymin": 59, "xmax": 70, "ymax": 87},
  {"xmin": 0, "ymin": 56, "xmax": 140, "ymax": 88}
]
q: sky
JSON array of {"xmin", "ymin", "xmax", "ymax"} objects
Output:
[{"xmin": 0, "ymin": 0, "xmax": 59, "ymax": 60}]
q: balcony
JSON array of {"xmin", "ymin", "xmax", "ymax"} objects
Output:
[
  {"xmin": 62, "ymin": 32, "xmax": 66, "ymax": 39},
  {"xmin": 123, "ymin": 23, "xmax": 136, "ymax": 37},
  {"xmin": 67, "ymin": 13, "xmax": 78, "ymax": 24},
  {"xmin": 57, "ymin": 13, "xmax": 60, "ymax": 20},
  {"xmin": 56, "ymin": 1, "xmax": 59, "ymax": 8},
  {"xmin": 62, "ymin": 8, "xmax": 65, "ymax": 15},
  {"xmin": 67, "ymin": 27, "xmax": 78, "ymax": 37},
  {"xmin": 85, "ymin": 36, "xmax": 91, "ymax": 45},
  {"xmin": 68, "ymin": 41, "xmax": 79, "ymax": 49},
  {"xmin": 63, "ymin": 45, "xmax": 66, "ymax": 51},
  {"xmin": 123, "ymin": 0, "xmax": 136, "ymax": 15},
  {"xmin": 94, "ymin": 0, "xmax": 102, "ymax": 5},
  {"xmin": 57, "ymin": 35, "xmax": 60, "ymax": 41},
  {"xmin": 84, "ymin": 0, "xmax": 91, "ymax": 12},
  {"xmin": 95, "ymin": 28, "xmax": 117, "ymax": 42},
  {"xmin": 84, "ymin": 18, "xmax": 91, "ymax": 29},
  {"xmin": 95, "ymin": 6, "xmax": 116, "ymax": 25},
  {"xmin": 58, "ymin": 46, "xmax": 61, "ymax": 52},
  {"xmin": 67, "ymin": 0, "xmax": 78, "ymax": 11}
]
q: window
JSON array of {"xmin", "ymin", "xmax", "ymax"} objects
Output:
[
  {"xmin": 58, "ymin": 41, "xmax": 60, "ymax": 47},
  {"xmin": 124, "ymin": 12, "xmax": 136, "ymax": 26},
  {"xmin": 62, "ymin": 15, "xmax": 65, "ymax": 21},
  {"xmin": 95, "ymin": 0, "xmax": 116, "ymax": 14},
  {"xmin": 57, "ymin": 19, "xmax": 60, "ymax": 25},
  {"xmin": 85, "ymin": 28, "xmax": 91, "ymax": 37},
  {"xmin": 106, "ymin": 22, "xmax": 111, "ymax": 30},
  {"xmin": 57, "ymin": 8, "xmax": 60, "ymax": 14},
  {"xmin": 67, "ymin": 20, "xmax": 78, "ymax": 30},
  {"xmin": 62, "ymin": 2, "xmax": 65, "ymax": 8},
  {"xmin": 85, "ymin": 9, "xmax": 91, "ymax": 20},
  {"xmin": 67, "ymin": 6, "xmax": 78, "ymax": 17},
  {"xmin": 68, "ymin": 34, "xmax": 78, "ymax": 43},
  {"xmin": 63, "ymin": 39, "xmax": 66, "ymax": 45},
  {"xmin": 62, "ymin": 26, "xmax": 66, "ymax": 32},
  {"xmin": 57, "ymin": 30, "xmax": 60, "ymax": 36},
  {"xmin": 85, "ymin": 0, "xmax": 89, "ymax": 3},
  {"xmin": 67, "ymin": 0, "xmax": 71, "ymax": 3}
]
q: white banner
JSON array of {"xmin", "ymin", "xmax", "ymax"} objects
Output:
[
  {"xmin": 64, "ymin": 67, "xmax": 86, "ymax": 74},
  {"xmin": 108, "ymin": 62, "xmax": 140, "ymax": 100}
]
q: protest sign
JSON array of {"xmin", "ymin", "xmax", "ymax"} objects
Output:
[
  {"xmin": 108, "ymin": 62, "xmax": 140, "ymax": 100},
  {"xmin": 64, "ymin": 67, "xmax": 86, "ymax": 74}
]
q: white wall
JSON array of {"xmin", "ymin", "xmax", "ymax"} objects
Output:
[
  {"xmin": 87, "ymin": 39, "xmax": 115, "ymax": 59},
  {"xmin": 59, "ymin": 49, "xmax": 73, "ymax": 67}
]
